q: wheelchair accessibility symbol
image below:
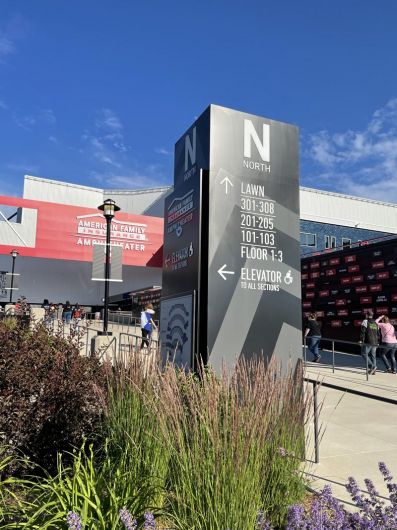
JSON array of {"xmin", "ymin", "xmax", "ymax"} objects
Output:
[{"xmin": 284, "ymin": 270, "xmax": 293, "ymax": 285}]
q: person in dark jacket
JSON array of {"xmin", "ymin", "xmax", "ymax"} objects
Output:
[
  {"xmin": 360, "ymin": 310, "xmax": 379, "ymax": 375},
  {"xmin": 62, "ymin": 300, "xmax": 73, "ymax": 324},
  {"xmin": 304, "ymin": 312, "xmax": 322, "ymax": 362}
]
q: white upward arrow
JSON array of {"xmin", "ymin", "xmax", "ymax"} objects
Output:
[
  {"xmin": 220, "ymin": 176, "xmax": 234, "ymax": 194},
  {"xmin": 218, "ymin": 264, "xmax": 235, "ymax": 281}
]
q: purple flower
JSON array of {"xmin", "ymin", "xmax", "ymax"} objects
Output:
[
  {"xmin": 278, "ymin": 446, "xmax": 287, "ymax": 457},
  {"xmin": 364, "ymin": 478, "xmax": 382, "ymax": 510},
  {"xmin": 283, "ymin": 464, "xmax": 397, "ymax": 529},
  {"xmin": 346, "ymin": 476, "xmax": 371, "ymax": 513},
  {"xmin": 286, "ymin": 504, "xmax": 305, "ymax": 529},
  {"xmin": 143, "ymin": 512, "xmax": 156, "ymax": 529},
  {"xmin": 66, "ymin": 511, "xmax": 82, "ymax": 530},
  {"xmin": 379, "ymin": 461, "xmax": 393, "ymax": 482},
  {"xmin": 379, "ymin": 461, "xmax": 397, "ymax": 506},
  {"xmin": 256, "ymin": 510, "xmax": 273, "ymax": 529},
  {"xmin": 119, "ymin": 507, "xmax": 137, "ymax": 530}
]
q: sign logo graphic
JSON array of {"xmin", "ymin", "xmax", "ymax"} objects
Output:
[
  {"xmin": 184, "ymin": 126, "xmax": 196, "ymax": 171},
  {"xmin": 243, "ymin": 119, "xmax": 270, "ymax": 162},
  {"xmin": 166, "ymin": 189, "xmax": 195, "ymax": 238}
]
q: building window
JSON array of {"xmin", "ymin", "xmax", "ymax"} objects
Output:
[
  {"xmin": 300, "ymin": 232, "xmax": 317, "ymax": 247},
  {"xmin": 342, "ymin": 238, "xmax": 352, "ymax": 247},
  {"xmin": 325, "ymin": 235, "xmax": 336, "ymax": 249}
]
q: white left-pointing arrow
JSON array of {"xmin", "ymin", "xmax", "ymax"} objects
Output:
[
  {"xmin": 218, "ymin": 264, "xmax": 235, "ymax": 280},
  {"xmin": 220, "ymin": 176, "xmax": 234, "ymax": 194}
]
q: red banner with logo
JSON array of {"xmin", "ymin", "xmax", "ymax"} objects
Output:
[{"xmin": 0, "ymin": 195, "xmax": 164, "ymax": 267}]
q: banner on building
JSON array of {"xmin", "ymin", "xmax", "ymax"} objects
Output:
[
  {"xmin": 0, "ymin": 197, "xmax": 163, "ymax": 267},
  {"xmin": 91, "ymin": 244, "xmax": 123, "ymax": 282}
]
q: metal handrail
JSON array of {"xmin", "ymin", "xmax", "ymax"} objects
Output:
[
  {"xmin": 302, "ymin": 336, "xmax": 393, "ymax": 381},
  {"xmin": 117, "ymin": 332, "xmax": 159, "ymax": 367},
  {"xmin": 96, "ymin": 336, "xmax": 117, "ymax": 363},
  {"xmin": 84, "ymin": 311, "xmax": 159, "ymax": 331},
  {"xmin": 118, "ymin": 332, "xmax": 140, "ymax": 363},
  {"xmin": 118, "ymin": 332, "xmax": 159, "ymax": 353}
]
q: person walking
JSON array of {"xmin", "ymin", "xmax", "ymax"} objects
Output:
[
  {"xmin": 360, "ymin": 310, "xmax": 380, "ymax": 375},
  {"xmin": 304, "ymin": 312, "xmax": 322, "ymax": 363},
  {"xmin": 72, "ymin": 303, "xmax": 83, "ymax": 330},
  {"xmin": 41, "ymin": 299, "xmax": 50, "ymax": 327},
  {"xmin": 48, "ymin": 302, "xmax": 57, "ymax": 329},
  {"xmin": 375, "ymin": 315, "xmax": 397, "ymax": 373},
  {"xmin": 140, "ymin": 303, "xmax": 157, "ymax": 350},
  {"xmin": 62, "ymin": 300, "xmax": 73, "ymax": 324}
]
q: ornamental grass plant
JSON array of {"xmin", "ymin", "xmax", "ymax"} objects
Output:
[
  {"xmin": 104, "ymin": 354, "xmax": 170, "ymax": 514},
  {"xmin": 157, "ymin": 358, "xmax": 307, "ymax": 530}
]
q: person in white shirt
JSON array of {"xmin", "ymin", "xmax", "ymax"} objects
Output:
[{"xmin": 140, "ymin": 303, "xmax": 157, "ymax": 349}]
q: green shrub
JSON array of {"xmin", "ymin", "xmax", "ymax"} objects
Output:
[{"xmin": 0, "ymin": 320, "xmax": 107, "ymax": 475}]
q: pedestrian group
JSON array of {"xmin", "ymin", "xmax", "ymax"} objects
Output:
[{"xmin": 304, "ymin": 310, "xmax": 397, "ymax": 375}]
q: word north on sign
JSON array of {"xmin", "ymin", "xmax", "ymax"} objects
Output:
[{"xmin": 161, "ymin": 104, "xmax": 301, "ymax": 373}]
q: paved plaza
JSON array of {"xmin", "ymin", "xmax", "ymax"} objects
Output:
[{"xmin": 305, "ymin": 348, "xmax": 397, "ymax": 505}]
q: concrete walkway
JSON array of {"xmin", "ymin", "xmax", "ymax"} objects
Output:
[{"xmin": 304, "ymin": 348, "xmax": 397, "ymax": 505}]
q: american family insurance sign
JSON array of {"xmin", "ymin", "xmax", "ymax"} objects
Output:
[{"xmin": 0, "ymin": 196, "xmax": 163, "ymax": 267}]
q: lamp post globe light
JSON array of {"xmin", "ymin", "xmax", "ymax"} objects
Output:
[
  {"xmin": 98, "ymin": 199, "xmax": 120, "ymax": 335},
  {"xmin": 9, "ymin": 249, "xmax": 19, "ymax": 303}
]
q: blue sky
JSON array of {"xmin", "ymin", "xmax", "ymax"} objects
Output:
[{"xmin": 1, "ymin": 1, "xmax": 397, "ymax": 202}]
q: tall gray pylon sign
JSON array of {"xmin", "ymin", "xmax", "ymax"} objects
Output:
[{"xmin": 161, "ymin": 104, "xmax": 301, "ymax": 372}]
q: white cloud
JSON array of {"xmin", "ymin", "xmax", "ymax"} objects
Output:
[
  {"xmin": 305, "ymin": 98, "xmax": 397, "ymax": 203},
  {"xmin": 5, "ymin": 162, "xmax": 40, "ymax": 174},
  {"xmin": 90, "ymin": 164, "xmax": 170, "ymax": 190},
  {"xmin": 95, "ymin": 108, "xmax": 123, "ymax": 132},
  {"xmin": 155, "ymin": 147, "xmax": 171, "ymax": 156},
  {"xmin": 0, "ymin": 31, "xmax": 15, "ymax": 61},
  {"xmin": 0, "ymin": 16, "xmax": 28, "ymax": 63},
  {"xmin": 83, "ymin": 109, "xmax": 171, "ymax": 189},
  {"xmin": 41, "ymin": 108, "xmax": 56, "ymax": 124},
  {"xmin": 13, "ymin": 114, "xmax": 36, "ymax": 130},
  {"xmin": 82, "ymin": 108, "xmax": 132, "ymax": 169},
  {"xmin": 106, "ymin": 174, "xmax": 162, "ymax": 189},
  {"xmin": 13, "ymin": 108, "xmax": 56, "ymax": 130},
  {"xmin": 82, "ymin": 134, "xmax": 122, "ymax": 168},
  {"xmin": 0, "ymin": 100, "xmax": 7, "ymax": 110}
]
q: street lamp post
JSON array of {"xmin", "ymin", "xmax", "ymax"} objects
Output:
[
  {"xmin": 9, "ymin": 249, "xmax": 19, "ymax": 303},
  {"xmin": 98, "ymin": 199, "xmax": 120, "ymax": 335}
]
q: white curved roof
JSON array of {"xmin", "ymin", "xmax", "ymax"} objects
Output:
[
  {"xmin": 23, "ymin": 175, "xmax": 172, "ymax": 217},
  {"xmin": 22, "ymin": 176, "xmax": 397, "ymax": 234},
  {"xmin": 300, "ymin": 186, "xmax": 397, "ymax": 234}
]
